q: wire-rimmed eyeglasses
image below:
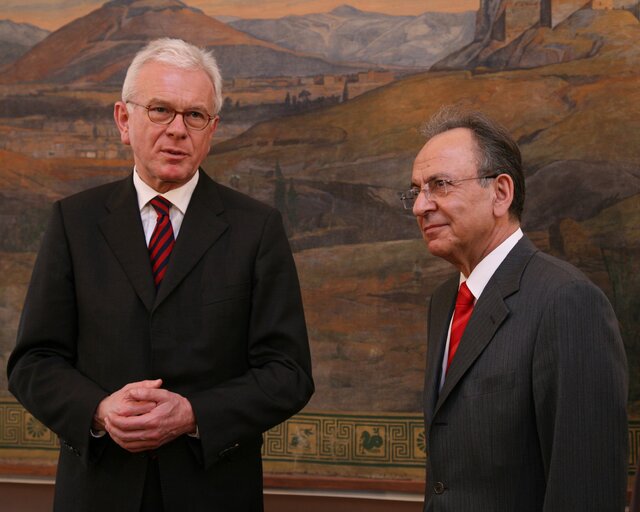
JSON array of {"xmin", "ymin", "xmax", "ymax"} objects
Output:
[
  {"xmin": 399, "ymin": 174, "xmax": 501, "ymax": 210},
  {"xmin": 126, "ymin": 101, "xmax": 216, "ymax": 131}
]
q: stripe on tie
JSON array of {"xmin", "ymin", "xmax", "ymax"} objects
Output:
[{"xmin": 148, "ymin": 196, "xmax": 175, "ymax": 286}]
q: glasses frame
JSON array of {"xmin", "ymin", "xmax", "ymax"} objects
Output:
[
  {"xmin": 126, "ymin": 100, "xmax": 217, "ymax": 131},
  {"xmin": 400, "ymin": 173, "xmax": 501, "ymax": 210}
]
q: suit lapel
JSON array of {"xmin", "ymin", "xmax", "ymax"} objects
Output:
[
  {"xmin": 434, "ymin": 236, "xmax": 539, "ymax": 414},
  {"xmin": 99, "ymin": 176, "xmax": 156, "ymax": 311},
  {"xmin": 424, "ymin": 277, "xmax": 457, "ymax": 419},
  {"xmin": 154, "ymin": 171, "xmax": 229, "ymax": 307}
]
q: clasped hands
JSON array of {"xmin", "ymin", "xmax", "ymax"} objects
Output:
[{"xmin": 93, "ymin": 379, "xmax": 197, "ymax": 453}]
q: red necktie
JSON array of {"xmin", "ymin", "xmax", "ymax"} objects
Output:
[
  {"xmin": 148, "ymin": 196, "xmax": 175, "ymax": 287},
  {"xmin": 446, "ymin": 282, "xmax": 475, "ymax": 370}
]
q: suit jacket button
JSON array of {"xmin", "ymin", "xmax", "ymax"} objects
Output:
[{"xmin": 434, "ymin": 481, "xmax": 446, "ymax": 494}]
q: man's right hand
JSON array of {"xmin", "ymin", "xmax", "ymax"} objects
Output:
[{"xmin": 92, "ymin": 379, "xmax": 162, "ymax": 432}]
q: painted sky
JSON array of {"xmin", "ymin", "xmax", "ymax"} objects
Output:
[{"xmin": 1, "ymin": 0, "xmax": 479, "ymax": 30}]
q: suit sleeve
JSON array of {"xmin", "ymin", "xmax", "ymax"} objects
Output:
[
  {"xmin": 187, "ymin": 208, "xmax": 314, "ymax": 468},
  {"xmin": 532, "ymin": 279, "xmax": 628, "ymax": 511},
  {"xmin": 7, "ymin": 201, "xmax": 108, "ymax": 464}
]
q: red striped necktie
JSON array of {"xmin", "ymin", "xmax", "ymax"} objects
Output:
[
  {"xmin": 148, "ymin": 196, "xmax": 175, "ymax": 287},
  {"xmin": 446, "ymin": 282, "xmax": 475, "ymax": 370}
]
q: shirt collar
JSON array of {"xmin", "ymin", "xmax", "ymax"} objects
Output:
[
  {"xmin": 133, "ymin": 168, "xmax": 199, "ymax": 214},
  {"xmin": 462, "ymin": 228, "xmax": 523, "ymax": 300}
]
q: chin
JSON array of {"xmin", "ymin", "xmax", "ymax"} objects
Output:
[
  {"xmin": 158, "ymin": 166, "xmax": 195, "ymax": 181},
  {"xmin": 426, "ymin": 240, "xmax": 451, "ymax": 260}
]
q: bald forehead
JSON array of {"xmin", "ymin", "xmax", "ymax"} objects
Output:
[
  {"xmin": 417, "ymin": 127, "xmax": 478, "ymax": 161},
  {"xmin": 412, "ymin": 128, "xmax": 480, "ymax": 184}
]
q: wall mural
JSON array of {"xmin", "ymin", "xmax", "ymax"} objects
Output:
[{"xmin": 1, "ymin": 0, "xmax": 639, "ymax": 487}]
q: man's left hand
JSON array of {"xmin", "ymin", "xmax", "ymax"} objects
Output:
[{"xmin": 104, "ymin": 387, "xmax": 197, "ymax": 453}]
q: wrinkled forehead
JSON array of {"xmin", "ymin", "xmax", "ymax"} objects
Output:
[
  {"xmin": 136, "ymin": 61, "xmax": 215, "ymax": 107},
  {"xmin": 412, "ymin": 131, "xmax": 479, "ymax": 183}
]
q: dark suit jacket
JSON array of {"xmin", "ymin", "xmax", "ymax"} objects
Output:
[
  {"xmin": 423, "ymin": 236, "xmax": 628, "ymax": 512},
  {"xmin": 7, "ymin": 170, "xmax": 314, "ymax": 512}
]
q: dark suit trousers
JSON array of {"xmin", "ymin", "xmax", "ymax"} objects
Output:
[{"xmin": 141, "ymin": 456, "xmax": 164, "ymax": 512}]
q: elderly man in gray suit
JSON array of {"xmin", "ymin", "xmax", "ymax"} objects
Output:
[{"xmin": 402, "ymin": 107, "xmax": 628, "ymax": 511}]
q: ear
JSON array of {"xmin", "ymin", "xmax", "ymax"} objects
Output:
[
  {"xmin": 492, "ymin": 173, "xmax": 514, "ymax": 219},
  {"xmin": 113, "ymin": 101, "xmax": 131, "ymax": 145},
  {"xmin": 208, "ymin": 115, "xmax": 220, "ymax": 141}
]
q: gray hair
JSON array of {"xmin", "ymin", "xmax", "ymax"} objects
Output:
[
  {"xmin": 122, "ymin": 38, "xmax": 223, "ymax": 115},
  {"xmin": 421, "ymin": 105, "xmax": 525, "ymax": 221}
]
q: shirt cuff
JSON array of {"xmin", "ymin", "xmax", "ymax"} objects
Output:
[{"xmin": 187, "ymin": 425, "xmax": 200, "ymax": 439}]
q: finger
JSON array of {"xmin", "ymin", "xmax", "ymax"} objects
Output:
[
  {"xmin": 111, "ymin": 437, "xmax": 162, "ymax": 453},
  {"xmin": 140, "ymin": 379, "xmax": 163, "ymax": 389},
  {"xmin": 107, "ymin": 411, "xmax": 157, "ymax": 432},
  {"xmin": 122, "ymin": 379, "xmax": 163, "ymax": 392},
  {"xmin": 107, "ymin": 421, "xmax": 168, "ymax": 449},
  {"xmin": 128, "ymin": 387, "xmax": 168, "ymax": 403},
  {"xmin": 114, "ymin": 400, "xmax": 157, "ymax": 418},
  {"xmin": 107, "ymin": 426, "xmax": 147, "ymax": 442}
]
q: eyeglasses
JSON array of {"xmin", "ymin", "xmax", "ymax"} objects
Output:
[
  {"xmin": 126, "ymin": 101, "xmax": 216, "ymax": 131},
  {"xmin": 399, "ymin": 174, "xmax": 501, "ymax": 210}
]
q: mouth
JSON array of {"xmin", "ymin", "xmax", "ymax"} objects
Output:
[
  {"xmin": 161, "ymin": 148, "xmax": 188, "ymax": 158},
  {"xmin": 422, "ymin": 223, "xmax": 446, "ymax": 237}
]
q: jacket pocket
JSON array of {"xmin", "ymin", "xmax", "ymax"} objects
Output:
[{"xmin": 202, "ymin": 282, "xmax": 251, "ymax": 305}]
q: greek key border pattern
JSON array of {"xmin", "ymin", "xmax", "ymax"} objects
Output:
[
  {"xmin": 262, "ymin": 412, "xmax": 426, "ymax": 468},
  {"xmin": 1, "ymin": 401, "xmax": 639, "ymax": 473},
  {"xmin": 0, "ymin": 400, "xmax": 59, "ymax": 450}
]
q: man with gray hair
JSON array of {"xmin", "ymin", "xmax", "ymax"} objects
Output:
[
  {"xmin": 402, "ymin": 106, "xmax": 628, "ymax": 510},
  {"xmin": 8, "ymin": 38, "xmax": 313, "ymax": 511}
]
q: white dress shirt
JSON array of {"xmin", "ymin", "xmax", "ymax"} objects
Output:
[
  {"xmin": 133, "ymin": 168, "xmax": 199, "ymax": 245},
  {"xmin": 439, "ymin": 228, "xmax": 524, "ymax": 390}
]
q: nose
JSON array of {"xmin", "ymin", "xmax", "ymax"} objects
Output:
[
  {"xmin": 412, "ymin": 189, "xmax": 436, "ymax": 217},
  {"xmin": 165, "ymin": 113, "xmax": 189, "ymax": 138}
]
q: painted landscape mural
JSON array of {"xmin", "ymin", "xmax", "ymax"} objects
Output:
[{"xmin": 1, "ymin": 0, "xmax": 639, "ymax": 485}]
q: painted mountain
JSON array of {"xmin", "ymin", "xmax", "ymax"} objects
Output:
[
  {"xmin": 229, "ymin": 4, "xmax": 476, "ymax": 69},
  {"xmin": 202, "ymin": 7, "xmax": 640, "ymax": 410},
  {"xmin": 0, "ymin": 0, "xmax": 368, "ymax": 85},
  {"xmin": 0, "ymin": 19, "xmax": 49, "ymax": 68}
]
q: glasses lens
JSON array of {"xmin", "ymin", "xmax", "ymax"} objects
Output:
[
  {"xmin": 427, "ymin": 179, "xmax": 448, "ymax": 198},
  {"xmin": 146, "ymin": 106, "xmax": 210, "ymax": 130},
  {"xmin": 401, "ymin": 190, "xmax": 417, "ymax": 210},
  {"xmin": 183, "ymin": 111, "xmax": 209, "ymax": 130},
  {"xmin": 147, "ymin": 106, "xmax": 174, "ymax": 124}
]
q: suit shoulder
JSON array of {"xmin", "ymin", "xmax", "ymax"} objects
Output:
[
  {"xmin": 213, "ymin": 180, "xmax": 278, "ymax": 216},
  {"xmin": 58, "ymin": 177, "xmax": 129, "ymax": 208},
  {"xmin": 528, "ymin": 250, "xmax": 590, "ymax": 283},
  {"xmin": 523, "ymin": 250, "xmax": 606, "ymax": 301}
]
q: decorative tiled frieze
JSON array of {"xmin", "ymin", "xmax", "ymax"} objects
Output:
[
  {"xmin": 262, "ymin": 412, "xmax": 426, "ymax": 468},
  {"xmin": 1, "ymin": 400, "xmax": 639, "ymax": 476}
]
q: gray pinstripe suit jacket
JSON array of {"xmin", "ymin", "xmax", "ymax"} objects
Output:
[{"xmin": 423, "ymin": 236, "xmax": 628, "ymax": 512}]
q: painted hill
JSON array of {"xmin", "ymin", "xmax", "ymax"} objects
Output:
[
  {"xmin": 473, "ymin": 7, "xmax": 640, "ymax": 70},
  {"xmin": 229, "ymin": 4, "xmax": 476, "ymax": 69},
  {"xmin": 203, "ymin": 9, "xmax": 640, "ymax": 250},
  {"xmin": 0, "ymin": 0, "xmax": 367, "ymax": 85},
  {"xmin": 432, "ymin": 0, "xmax": 613, "ymax": 70},
  {"xmin": 0, "ymin": 19, "xmax": 49, "ymax": 68}
]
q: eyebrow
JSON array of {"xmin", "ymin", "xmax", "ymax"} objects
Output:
[
  {"xmin": 411, "ymin": 173, "xmax": 450, "ymax": 188},
  {"xmin": 146, "ymin": 98, "xmax": 211, "ymax": 112}
]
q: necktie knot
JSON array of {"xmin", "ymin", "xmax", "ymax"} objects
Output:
[
  {"xmin": 456, "ymin": 282, "xmax": 474, "ymax": 306},
  {"xmin": 150, "ymin": 195, "xmax": 172, "ymax": 217}
]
